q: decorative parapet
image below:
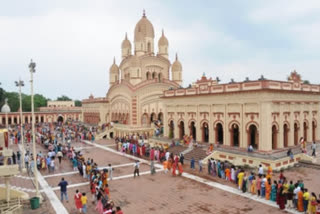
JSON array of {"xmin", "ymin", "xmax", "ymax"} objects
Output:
[{"xmin": 163, "ymin": 79, "xmax": 320, "ymax": 98}]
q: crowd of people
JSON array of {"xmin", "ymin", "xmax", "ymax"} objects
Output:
[
  {"xmin": 3, "ymin": 121, "xmax": 320, "ymax": 213},
  {"xmin": 200, "ymin": 158, "xmax": 320, "ymax": 213}
]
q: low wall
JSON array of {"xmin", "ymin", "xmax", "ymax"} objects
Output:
[
  {"xmin": 0, "ymin": 186, "xmax": 29, "ymax": 200},
  {"xmin": 203, "ymin": 150, "xmax": 313, "ymax": 171}
]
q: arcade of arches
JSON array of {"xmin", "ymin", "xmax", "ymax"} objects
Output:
[{"xmin": 0, "ymin": 111, "xmax": 81, "ymax": 125}]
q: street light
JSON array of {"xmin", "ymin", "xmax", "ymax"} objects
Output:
[
  {"xmin": 15, "ymin": 79, "xmax": 26, "ymax": 173},
  {"xmin": 29, "ymin": 59, "xmax": 41, "ymax": 201}
]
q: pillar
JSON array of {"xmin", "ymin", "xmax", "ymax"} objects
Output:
[{"xmin": 5, "ymin": 177, "xmax": 10, "ymax": 202}]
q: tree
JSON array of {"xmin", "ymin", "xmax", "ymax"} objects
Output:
[
  {"xmin": 303, "ymin": 80, "xmax": 310, "ymax": 84},
  {"xmin": 75, "ymin": 100, "xmax": 82, "ymax": 107},
  {"xmin": 4, "ymin": 92, "xmax": 20, "ymax": 112},
  {"xmin": 57, "ymin": 95, "xmax": 72, "ymax": 101}
]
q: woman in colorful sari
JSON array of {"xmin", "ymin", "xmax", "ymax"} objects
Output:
[
  {"xmin": 237, "ymin": 169, "xmax": 244, "ymax": 190},
  {"xmin": 177, "ymin": 162, "xmax": 183, "ymax": 176},
  {"xmin": 266, "ymin": 166, "xmax": 272, "ymax": 180},
  {"xmin": 297, "ymin": 188, "xmax": 304, "ymax": 212},
  {"xmin": 265, "ymin": 178, "xmax": 271, "ymax": 200},
  {"xmin": 270, "ymin": 180, "xmax": 277, "ymax": 202},
  {"xmin": 172, "ymin": 162, "xmax": 177, "ymax": 176},
  {"xmin": 278, "ymin": 186, "xmax": 286, "ymax": 210},
  {"xmin": 251, "ymin": 176, "xmax": 256, "ymax": 194},
  {"xmin": 309, "ymin": 192, "xmax": 317, "ymax": 214}
]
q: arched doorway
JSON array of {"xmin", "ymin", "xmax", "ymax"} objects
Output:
[
  {"xmin": 283, "ymin": 124, "xmax": 289, "ymax": 148},
  {"xmin": 141, "ymin": 113, "xmax": 149, "ymax": 126},
  {"xmin": 216, "ymin": 123, "xmax": 223, "ymax": 144},
  {"xmin": 150, "ymin": 113, "xmax": 156, "ymax": 123},
  {"xmin": 158, "ymin": 73, "xmax": 162, "ymax": 82},
  {"xmin": 230, "ymin": 124, "xmax": 239, "ymax": 147},
  {"xmin": 312, "ymin": 121, "xmax": 316, "ymax": 142},
  {"xmin": 57, "ymin": 115, "xmax": 64, "ymax": 123},
  {"xmin": 248, "ymin": 124, "xmax": 258, "ymax": 149},
  {"xmin": 190, "ymin": 121, "xmax": 196, "ymax": 141},
  {"xmin": 294, "ymin": 123, "xmax": 299, "ymax": 145},
  {"xmin": 179, "ymin": 121, "xmax": 185, "ymax": 140},
  {"xmin": 146, "ymin": 72, "xmax": 150, "ymax": 80},
  {"xmin": 169, "ymin": 120, "xmax": 174, "ymax": 139},
  {"xmin": 158, "ymin": 112, "xmax": 163, "ymax": 123},
  {"xmin": 303, "ymin": 122, "xmax": 308, "ymax": 141},
  {"xmin": 202, "ymin": 122, "xmax": 209, "ymax": 143},
  {"xmin": 272, "ymin": 125, "xmax": 278, "ymax": 150}
]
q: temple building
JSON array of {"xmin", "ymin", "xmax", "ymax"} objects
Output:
[
  {"xmin": 82, "ymin": 11, "xmax": 182, "ymax": 136},
  {"xmin": 82, "ymin": 12, "xmax": 320, "ymax": 167}
]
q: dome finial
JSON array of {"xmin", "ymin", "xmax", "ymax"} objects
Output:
[
  {"xmin": 175, "ymin": 53, "xmax": 178, "ymax": 61},
  {"xmin": 162, "ymin": 29, "xmax": 164, "ymax": 36},
  {"xmin": 125, "ymin": 32, "xmax": 128, "ymax": 40},
  {"xmin": 143, "ymin": 9, "xmax": 146, "ymax": 17},
  {"xmin": 113, "ymin": 57, "xmax": 116, "ymax": 64}
]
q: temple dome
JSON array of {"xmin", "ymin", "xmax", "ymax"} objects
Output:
[
  {"xmin": 109, "ymin": 58, "xmax": 119, "ymax": 73},
  {"xmin": 1, "ymin": 99, "xmax": 11, "ymax": 113},
  {"xmin": 121, "ymin": 33, "xmax": 132, "ymax": 49},
  {"xmin": 172, "ymin": 54, "xmax": 182, "ymax": 71},
  {"xmin": 134, "ymin": 12, "xmax": 155, "ymax": 42},
  {"xmin": 158, "ymin": 30, "xmax": 168, "ymax": 46}
]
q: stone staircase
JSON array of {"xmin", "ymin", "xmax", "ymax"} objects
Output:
[
  {"xmin": 184, "ymin": 146, "xmax": 209, "ymax": 161},
  {"xmin": 168, "ymin": 145, "xmax": 188, "ymax": 155}
]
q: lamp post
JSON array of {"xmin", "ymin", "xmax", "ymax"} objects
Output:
[
  {"xmin": 15, "ymin": 79, "xmax": 26, "ymax": 172},
  {"xmin": 29, "ymin": 59, "xmax": 41, "ymax": 200}
]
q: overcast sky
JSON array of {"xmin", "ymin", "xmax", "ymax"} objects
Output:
[{"xmin": 1, "ymin": 0, "xmax": 319, "ymax": 100}]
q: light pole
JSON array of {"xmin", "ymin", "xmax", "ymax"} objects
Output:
[
  {"xmin": 15, "ymin": 79, "xmax": 26, "ymax": 173},
  {"xmin": 29, "ymin": 59, "xmax": 41, "ymax": 200}
]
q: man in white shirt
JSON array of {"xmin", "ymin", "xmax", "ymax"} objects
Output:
[
  {"xmin": 133, "ymin": 160, "xmax": 140, "ymax": 178},
  {"xmin": 165, "ymin": 151, "xmax": 170, "ymax": 161},
  {"xmin": 293, "ymin": 184, "xmax": 301, "ymax": 209}
]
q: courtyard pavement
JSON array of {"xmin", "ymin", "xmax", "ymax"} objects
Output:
[{"xmin": 1, "ymin": 139, "xmax": 319, "ymax": 214}]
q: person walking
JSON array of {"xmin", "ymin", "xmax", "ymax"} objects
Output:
[
  {"xmin": 58, "ymin": 177, "xmax": 69, "ymax": 202},
  {"xmin": 133, "ymin": 160, "xmax": 140, "ymax": 178},
  {"xmin": 190, "ymin": 157, "xmax": 195, "ymax": 170},
  {"xmin": 150, "ymin": 160, "xmax": 156, "ymax": 175},
  {"xmin": 74, "ymin": 189, "xmax": 82, "ymax": 213},
  {"xmin": 57, "ymin": 150, "xmax": 63, "ymax": 164},
  {"xmin": 198, "ymin": 159, "xmax": 203, "ymax": 172},
  {"xmin": 312, "ymin": 142, "xmax": 317, "ymax": 157}
]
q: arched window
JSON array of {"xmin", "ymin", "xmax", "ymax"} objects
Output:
[
  {"xmin": 147, "ymin": 42, "xmax": 151, "ymax": 53},
  {"xmin": 152, "ymin": 72, "xmax": 156, "ymax": 79},
  {"xmin": 146, "ymin": 72, "xmax": 150, "ymax": 80}
]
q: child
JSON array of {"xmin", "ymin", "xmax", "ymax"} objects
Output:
[{"xmin": 81, "ymin": 192, "xmax": 87, "ymax": 214}]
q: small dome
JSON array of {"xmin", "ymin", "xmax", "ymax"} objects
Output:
[
  {"xmin": 129, "ymin": 55, "xmax": 140, "ymax": 67},
  {"xmin": 158, "ymin": 30, "xmax": 168, "ymax": 46},
  {"xmin": 109, "ymin": 58, "xmax": 119, "ymax": 73},
  {"xmin": 122, "ymin": 33, "xmax": 132, "ymax": 49},
  {"xmin": 1, "ymin": 99, "xmax": 11, "ymax": 113},
  {"xmin": 134, "ymin": 11, "xmax": 155, "ymax": 42},
  {"xmin": 172, "ymin": 53, "xmax": 182, "ymax": 72}
]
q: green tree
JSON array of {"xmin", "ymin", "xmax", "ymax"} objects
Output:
[
  {"xmin": 75, "ymin": 100, "xmax": 82, "ymax": 107},
  {"xmin": 303, "ymin": 80, "xmax": 310, "ymax": 84},
  {"xmin": 57, "ymin": 95, "xmax": 72, "ymax": 101},
  {"xmin": 4, "ymin": 92, "xmax": 20, "ymax": 112}
]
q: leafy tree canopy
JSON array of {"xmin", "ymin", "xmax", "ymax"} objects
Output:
[{"xmin": 57, "ymin": 95, "xmax": 72, "ymax": 101}]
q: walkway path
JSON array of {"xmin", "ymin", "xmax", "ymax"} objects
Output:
[{"xmin": 18, "ymin": 144, "xmax": 69, "ymax": 214}]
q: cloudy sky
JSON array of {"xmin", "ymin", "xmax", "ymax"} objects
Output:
[{"xmin": 0, "ymin": 0, "xmax": 319, "ymax": 100}]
